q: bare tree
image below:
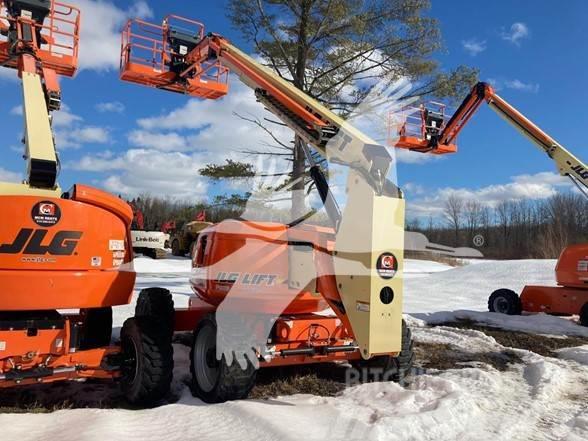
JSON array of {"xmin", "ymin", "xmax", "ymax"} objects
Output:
[
  {"xmin": 464, "ymin": 199, "xmax": 482, "ymax": 241},
  {"xmin": 443, "ymin": 194, "xmax": 463, "ymax": 246}
]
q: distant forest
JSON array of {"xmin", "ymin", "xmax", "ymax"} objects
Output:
[
  {"xmin": 131, "ymin": 192, "xmax": 587, "ymax": 260},
  {"xmin": 407, "ymin": 193, "xmax": 588, "ymax": 259}
]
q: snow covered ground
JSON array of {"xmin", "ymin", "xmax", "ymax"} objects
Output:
[{"xmin": 2, "ymin": 256, "xmax": 588, "ymax": 440}]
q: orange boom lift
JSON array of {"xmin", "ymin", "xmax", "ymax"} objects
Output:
[
  {"xmin": 0, "ymin": 1, "xmax": 173, "ymax": 405},
  {"xmin": 393, "ymin": 82, "xmax": 588, "ymax": 325},
  {"xmin": 120, "ymin": 15, "xmax": 420, "ymax": 402}
]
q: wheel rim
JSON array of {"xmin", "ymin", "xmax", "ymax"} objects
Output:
[
  {"xmin": 122, "ymin": 336, "xmax": 139, "ymax": 385},
  {"xmin": 493, "ymin": 296, "xmax": 510, "ymax": 314},
  {"xmin": 194, "ymin": 324, "xmax": 220, "ymax": 393}
]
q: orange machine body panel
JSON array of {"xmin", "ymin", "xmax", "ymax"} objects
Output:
[
  {"xmin": 0, "ymin": 317, "xmax": 120, "ymax": 387},
  {"xmin": 521, "ymin": 285, "xmax": 588, "ymax": 315},
  {"xmin": 519, "ymin": 244, "xmax": 588, "ymax": 316},
  {"xmin": 554, "ymin": 244, "xmax": 588, "ymax": 288},
  {"xmin": 0, "ymin": 186, "xmax": 136, "ymax": 311},
  {"xmin": 183, "ymin": 219, "xmax": 364, "ymax": 367},
  {"xmin": 189, "ymin": 220, "xmax": 335, "ymax": 315}
]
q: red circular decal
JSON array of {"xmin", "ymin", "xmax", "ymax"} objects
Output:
[
  {"xmin": 31, "ymin": 201, "xmax": 61, "ymax": 227},
  {"xmin": 377, "ymin": 252, "xmax": 398, "ymax": 279}
]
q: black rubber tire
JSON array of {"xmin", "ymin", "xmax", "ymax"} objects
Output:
[
  {"xmin": 190, "ymin": 314, "xmax": 257, "ymax": 403},
  {"xmin": 488, "ymin": 289, "xmax": 522, "ymax": 315},
  {"xmin": 171, "ymin": 239, "xmax": 182, "ymax": 256},
  {"xmin": 189, "ymin": 241, "xmax": 197, "ymax": 259},
  {"xmin": 80, "ymin": 307, "xmax": 112, "ymax": 349},
  {"xmin": 580, "ymin": 303, "xmax": 588, "ymax": 327},
  {"xmin": 352, "ymin": 320, "xmax": 414, "ymax": 383},
  {"xmin": 135, "ymin": 287, "xmax": 175, "ymax": 337},
  {"xmin": 120, "ymin": 316, "xmax": 174, "ymax": 407}
]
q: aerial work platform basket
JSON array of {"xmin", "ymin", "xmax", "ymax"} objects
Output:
[
  {"xmin": 0, "ymin": 0, "xmax": 80, "ymax": 77},
  {"xmin": 389, "ymin": 101, "xmax": 457, "ymax": 154},
  {"xmin": 120, "ymin": 15, "xmax": 229, "ymax": 99}
]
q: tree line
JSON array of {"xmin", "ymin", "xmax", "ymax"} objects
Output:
[{"xmin": 407, "ymin": 193, "xmax": 588, "ymax": 259}]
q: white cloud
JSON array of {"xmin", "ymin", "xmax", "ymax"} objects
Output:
[
  {"xmin": 69, "ymin": 148, "xmax": 211, "ymax": 200},
  {"xmin": 96, "ymin": 101, "xmax": 125, "ymax": 113},
  {"xmin": 136, "ymin": 77, "xmax": 292, "ymax": 154},
  {"xmin": 394, "ymin": 148, "xmax": 445, "ymax": 165},
  {"xmin": 66, "ymin": 150, "xmax": 125, "ymax": 172},
  {"xmin": 10, "ymin": 102, "xmax": 83, "ymax": 126},
  {"xmin": 52, "ymin": 103, "xmax": 84, "ymax": 127},
  {"xmin": 0, "ymin": 66, "xmax": 18, "ymax": 82},
  {"xmin": 0, "ymin": 167, "xmax": 21, "ymax": 183},
  {"xmin": 72, "ymin": 0, "xmax": 153, "ymax": 71},
  {"xmin": 504, "ymin": 79, "xmax": 539, "ymax": 93},
  {"xmin": 406, "ymin": 171, "xmax": 572, "ymax": 218},
  {"xmin": 487, "ymin": 78, "xmax": 539, "ymax": 94},
  {"xmin": 55, "ymin": 126, "xmax": 110, "ymax": 149},
  {"xmin": 501, "ymin": 22, "xmax": 530, "ymax": 46},
  {"xmin": 462, "ymin": 39, "xmax": 487, "ymax": 56},
  {"xmin": 127, "ymin": 130, "xmax": 190, "ymax": 152}
]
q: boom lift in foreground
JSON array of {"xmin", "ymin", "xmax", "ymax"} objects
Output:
[
  {"xmin": 395, "ymin": 82, "xmax": 588, "ymax": 325},
  {"xmin": 120, "ymin": 15, "xmax": 417, "ymax": 402},
  {"xmin": 0, "ymin": 0, "xmax": 173, "ymax": 405}
]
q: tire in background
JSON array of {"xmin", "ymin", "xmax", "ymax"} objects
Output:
[
  {"xmin": 580, "ymin": 303, "xmax": 588, "ymax": 327},
  {"xmin": 488, "ymin": 288, "xmax": 522, "ymax": 315},
  {"xmin": 171, "ymin": 239, "xmax": 182, "ymax": 256},
  {"xmin": 135, "ymin": 287, "xmax": 175, "ymax": 337}
]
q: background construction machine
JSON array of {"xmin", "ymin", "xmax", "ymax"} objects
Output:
[
  {"xmin": 0, "ymin": 0, "xmax": 173, "ymax": 405},
  {"xmin": 395, "ymin": 82, "xmax": 588, "ymax": 326},
  {"xmin": 129, "ymin": 201, "xmax": 169, "ymax": 259},
  {"xmin": 168, "ymin": 220, "xmax": 212, "ymax": 257}
]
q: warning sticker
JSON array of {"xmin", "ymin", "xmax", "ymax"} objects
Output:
[
  {"xmin": 109, "ymin": 240, "xmax": 125, "ymax": 251},
  {"xmin": 91, "ymin": 256, "xmax": 102, "ymax": 267}
]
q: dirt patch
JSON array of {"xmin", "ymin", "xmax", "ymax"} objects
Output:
[
  {"xmin": 435, "ymin": 320, "xmax": 588, "ymax": 357},
  {"xmin": 250, "ymin": 364, "xmax": 347, "ymax": 399},
  {"xmin": 413, "ymin": 341, "xmax": 522, "ymax": 372},
  {"xmin": 0, "ymin": 380, "xmax": 127, "ymax": 413}
]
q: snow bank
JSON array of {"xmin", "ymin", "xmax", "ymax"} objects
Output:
[
  {"xmin": 404, "ymin": 259, "xmax": 557, "ymax": 314},
  {"xmin": 557, "ymin": 345, "xmax": 588, "ymax": 365},
  {"xmin": 5, "ymin": 256, "xmax": 588, "ymax": 441},
  {"xmin": 412, "ymin": 310, "xmax": 588, "ymax": 337}
]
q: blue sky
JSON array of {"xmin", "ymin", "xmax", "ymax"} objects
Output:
[{"xmin": 0, "ymin": 0, "xmax": 585, "ymax": 219}]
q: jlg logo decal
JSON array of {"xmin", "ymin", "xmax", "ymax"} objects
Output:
[{"xmin": 0, "ymin": 229, "xmax": 83, "ymax": 256}]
